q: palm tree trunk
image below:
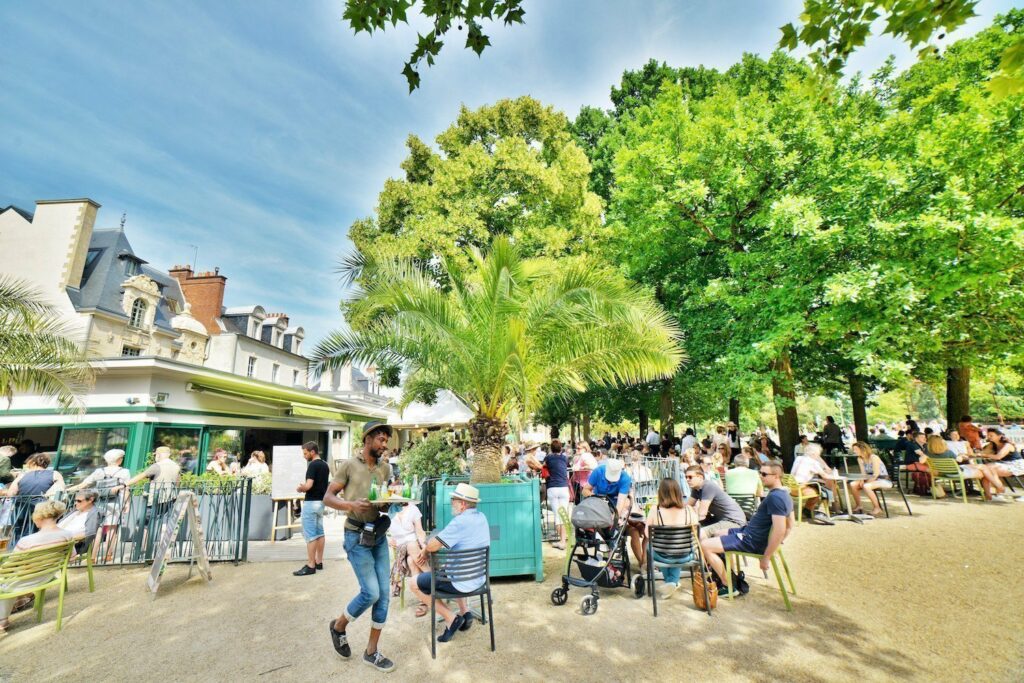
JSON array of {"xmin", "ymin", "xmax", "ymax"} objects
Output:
[{"xmin": 469, "ymin": 416, "xmax": 509, "ymax": 484}]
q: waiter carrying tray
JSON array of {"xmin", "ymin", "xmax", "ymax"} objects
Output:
[{"xmin": 324, "ymin": 420, "xmax": 396, "ymax": 674}]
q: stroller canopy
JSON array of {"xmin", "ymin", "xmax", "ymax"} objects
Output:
[{"xmin": 572, "ymin": 496, "xmax": 616, "ymax": 530}]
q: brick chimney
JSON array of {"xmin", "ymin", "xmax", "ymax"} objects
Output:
[{"xmin": 170, "ymin": 265, "xmax": 226, "ymax": 335}]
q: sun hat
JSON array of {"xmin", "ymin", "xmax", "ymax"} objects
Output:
[
  {"xmin": 103, "ymin": 448, "xmax": 126, "ymax": 465},
  {"xmin": 362, "ymin": 420, "xmax": 393, "ymax": 440},
  {"xmin": 605, "ymin": 458, "xmax": 624, "ymax": 482},
  {"xmin": 451, "ymin": 482, "xmax": 480, "ymax": 503},
  {"xmin": 523, "ymin": 442, "xmax": 540, "ymax": 452}
]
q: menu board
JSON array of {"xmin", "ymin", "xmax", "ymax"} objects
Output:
[{"xmin": 271, "ymin": 445, "xmax": 306, "ymax": 500}]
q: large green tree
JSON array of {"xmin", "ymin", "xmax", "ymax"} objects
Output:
[
  {"xmin": 313, "ymin": 238, "xmax": 683, "ymax": 482},
  {"xmin": 346, "ymin": 96, "xmax": 604, "ymax": 329}
]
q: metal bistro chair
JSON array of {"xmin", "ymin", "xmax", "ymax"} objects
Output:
[
  {"xmin": 645, "ymin": 525, "xmax": 711, "ymax": 617},
  {"xmin": 429, "ymin": 546, "xmax": 495, "ymax": 660}
]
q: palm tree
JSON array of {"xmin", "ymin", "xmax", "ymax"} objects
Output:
[
  {"xmin": 312, "ymin": 237, "xmax": 684, "ymax": 483},
  {"xmin": 0, "ymin": 276, "xmax": 94, "ymax": 409}
]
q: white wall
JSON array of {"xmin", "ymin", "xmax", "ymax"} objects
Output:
[{"xmin": 205, "ymin": 333, "xmax": 307, "ymax": 387}]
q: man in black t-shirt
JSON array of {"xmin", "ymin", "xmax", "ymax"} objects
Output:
[{"xmin": 294, "ymin": 441, "xmax": 331, "ymax": 576}]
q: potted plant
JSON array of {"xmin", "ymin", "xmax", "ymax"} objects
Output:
[
  {"xmin": 246, "ymin": 472, "xmax": 292, "ymax": 541},
  {"xmin": 312, "ymin": 237, "xmax": 682, "ymax": 579}
]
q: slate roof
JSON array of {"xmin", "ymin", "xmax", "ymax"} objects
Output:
[
  {"xmin": 1, "ymin": 205, "xmax": 34, "ymax": 221},
  {"xmin": 66, "ymin": 228, "xmax": 184, "ymax": 334}
]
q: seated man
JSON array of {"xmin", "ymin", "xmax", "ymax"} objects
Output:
[
  {"xmin": 790, "ymin": 443, "xmax": 838, "ymax": 522},
  {"xmin": 409, "ymin": 483, "xmax": 489, "ymax": 644},
  {"xmin": 684, "ymin": 466, "xmax": 747, "ymax": 538},
  {"xmin": 724, "ymin": 454, "xmax": 762, "ymax": 497},
  {"xmin": 701, "ymin": 462, "xmax": 794, "ymax": 595}
]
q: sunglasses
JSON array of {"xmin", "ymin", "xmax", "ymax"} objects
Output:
[
  {"xmin": 759, "ymin": 471, "xmax": 775, "ymax": 477},
  {"xmin": 74, "ymin": 499, "xmax": 88, "ymax": 503}
]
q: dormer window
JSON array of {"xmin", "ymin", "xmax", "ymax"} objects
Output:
[
  {"xmin": 125, "ymin": 259, "xmax": 139, "ymax": 276},
  {"xmin": 129, "ymin": 298, "xmax": 148, "ymax": 328}
]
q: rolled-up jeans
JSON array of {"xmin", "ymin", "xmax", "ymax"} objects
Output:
[
  {"xmin": 342, "ymin": 529, "xmax": 390, "ymax": 629},
  {"xmin": 652, "ymin": 550, "xmax": 694, "ymax": 585}
]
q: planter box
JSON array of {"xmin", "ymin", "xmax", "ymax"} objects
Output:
[
  {"xmin": 248, "ymin": 495, "xmax": 294, "ymax": 541},
  {"xmin": 435, "ymin": 478, "xmax": 543, "ymax": 582}
]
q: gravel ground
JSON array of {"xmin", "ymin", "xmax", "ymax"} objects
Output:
[{"xmin": 2, "ymin": 496, "xmax": 1023, "ymax": 682}]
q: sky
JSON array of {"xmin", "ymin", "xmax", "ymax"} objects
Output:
[{"xmin": 0, "ymin": 0, "xmax": 1016, "ymax": 345}]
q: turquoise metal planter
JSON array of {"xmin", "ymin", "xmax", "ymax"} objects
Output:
[{"xmin": 434, "ymin": 477, "xmax": 544, "ymax": 582}]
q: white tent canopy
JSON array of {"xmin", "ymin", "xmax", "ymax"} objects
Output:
[{"xmin": 389, "ymin": 390, "xmax": 474, "ymax": 428}]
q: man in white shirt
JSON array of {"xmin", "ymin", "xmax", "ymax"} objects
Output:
[
  {"xmin": 646, "ymin": 428, "xmax": 661, "ymax": 456},
  {"xmin": 790, "ymin": 443, "xmax": 838, "ymax": 523}
]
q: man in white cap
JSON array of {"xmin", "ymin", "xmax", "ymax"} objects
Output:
[
  {"xmin": 583, "ymin": 458, "xmax": 644, "ymax": 564},
  {"xmin": 408, "ymin": 482, "xmax": 490, "ymax": 643}
]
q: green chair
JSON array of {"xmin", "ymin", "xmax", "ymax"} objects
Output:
[
  {"xmin": 0, "ymin": 540, "xmax": 76, "ymax": 631},
  {"xmin": 557, "ymin": 506, "xmax": 575, "ymax": 574},
  {"xmin": 725, "ymin": 547, "xmax": 795, "ymax": 612},
  {"xmin": 730, "ymin": 494, "xmax": 759, "ymax": 521},
  {"xmin": 64, "ymin": 536, "xmax": 97, "ymax": 594},
  {"xmin": 927, "ymin": 457, "xmax": 979, "ymax": 504},
  {"xmin": 782, "ymin": 474, "xmax": 828, "ymax": 523}
]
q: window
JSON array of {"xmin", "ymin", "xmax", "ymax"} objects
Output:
[
  {"xmin": 129, "ymin": 298, "xmax": 147, "ymax": 328},
  {"xmin": 292, "ymin": 369, "xmax": 300, "ymax": 385},
  {"xmin": 56, "ymin": 426, "xmax": 130, "ymax": 486},
  {"xmin": 152, "ymin": 426, "xmax": 201, "ymax": 474},
  {"xmin": 247, "ymin": 356, "xmax": 257, "ymax": 377},
  {"xmin": 271, "ymin": 364, "xmax": 279, "ymax": 383},
  {"xmin": 125, "ymin": 259, "xmax": 139, "ymax": 276},
  {"xmin": 206, "ymin": 428, "xmax": 243, "ymax": 473},
  {"xmin": 121, "ymin": 345, "xmax": 142, "ymax": 357}
]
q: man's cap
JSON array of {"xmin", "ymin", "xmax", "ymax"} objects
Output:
[
  {"xmin": 362, "ymin": 420, "xmax": 393, "ymax": 440},
  {"xmin": 103, "ymin": 449, "xmax": 125, "ymax": 464},
  {"xmin": 451, "ymin": 482, "xmax": 480, "ymax": 503},
  {"xmin": 605, "ymin": 458, "xmax": 624, "ymax": 482}
]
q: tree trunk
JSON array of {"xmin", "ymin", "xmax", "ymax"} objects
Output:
[
  {"xmin": 638, "ymin": 409, "xmax": 649, "ymax": 437},
  {"xmin": 659, "ymin": 380, "xmax": 674, "ymax": 438},
  {"xmin": 729, "ymin": 398, "xmax": 740, "ymax": 430},
  {"xmin": 771, "ymin": 351, "xmax": 800, "ymax": 472},
  {"xmin": 570, "ymin": 419, "xmax": 577, "ymax": 444},
  {"xmin": 582, "ymin": 413, "xmax": 592, "ymax": 442},
  {"xmin": 468, "ymin": 416, "xmax": 509, "ymax": 484},
  {"xmin": 946, "ymin": 366, "xmax": 970, "ymax": 430},
  {"xmin": 848, "ymin": 372, "xmax": 869, "ymax": 442}
]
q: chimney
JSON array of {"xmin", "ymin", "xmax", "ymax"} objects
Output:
[
  {"xmin": 33, "ymin": 198, "xmax": 101, "ymax": 290},
  {"xmin": 174, "ymin": 267, "xmax": 227, "ymax": 336}
]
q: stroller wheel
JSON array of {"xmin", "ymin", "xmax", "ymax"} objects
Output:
[
  {"xmin": 633, "ymin": 574, "xmax": 645, "ymax": 598},
  {"xmin": 551, "ymin": 587, "xmax": 568, "ymax": 606},
  {"xmin": 580, "ymin": 595, "xmax": 598, "ymax": 615}
]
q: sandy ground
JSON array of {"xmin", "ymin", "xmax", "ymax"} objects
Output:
[{"xmin": 2, "ymin": 496, "xmax": 1023, "ymax": 683}]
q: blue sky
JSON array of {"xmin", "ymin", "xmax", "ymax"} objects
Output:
[{"xmin": 0, "ymin": 0, "xmax": 1015, "ymax": 345}]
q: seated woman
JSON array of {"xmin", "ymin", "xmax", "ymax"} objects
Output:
[
  {"xmin": 57, "ymin": 489, "xmax": 101, "ymax": 555},
  {"xmin": 0, "ymin": 500, "xmax": 75, "ymax": 634},
  {"xmin": 978, "ymin": 429, "xmax": 1024, "ymax": 495},
  {"xmin": 645, "ymin": 477, "xmax": 699, "ymax": 600},
  {"xmin": 713, "ymin": 443, "xmax": 731, "ymax": 473},
  {"xmin": 848, "ymin": 442, "xmax": 893, "ymax": 516},
  {"xmin": 927, "ymin": 434, "xmax": 1004, "ymax": 500},
  {"xmin": 240, "ymin": 451, "xmax": 270, "ymax": 478},
  {"xmin": 388, "ymin": 500, "xmax": 429, "ymax": 616}
]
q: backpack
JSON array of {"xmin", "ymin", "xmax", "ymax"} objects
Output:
[{"xmin": 93, "ymin": 467, "xmax": 124, "ymax": 500}]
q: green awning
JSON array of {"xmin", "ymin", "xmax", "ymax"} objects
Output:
[{"xmin": 187, "ymin": 380, "xmax": 372, "ymax": 422}]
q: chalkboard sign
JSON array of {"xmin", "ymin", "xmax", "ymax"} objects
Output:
[
  {"xmin": 147, "ymin": 491, "xmax": 211, "ymax": 594},
  {"xmin": 271, "ymin": 445, "xmax": 307, "ymax": 500}
]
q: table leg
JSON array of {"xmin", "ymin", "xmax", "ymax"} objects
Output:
[{"xmin": 831, "ymin": 478, "xmax": 864, "ymax": 524}]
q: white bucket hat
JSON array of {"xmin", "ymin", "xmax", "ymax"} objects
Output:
[
  {"xmin": 605, "ymin": 458, "xmax": 624, "ymax": 482},
  {"xmin": 103, "ymin": 448, "xmax": 125, "ymax": 465}
]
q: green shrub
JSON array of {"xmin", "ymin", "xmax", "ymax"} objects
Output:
[{"xmin": 400, "ymin": 433, "xmax": 464, "ymax": 481}]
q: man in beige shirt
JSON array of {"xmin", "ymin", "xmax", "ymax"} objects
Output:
[{"xmin": 324, "ymin": 421, "xmax": 395, "ymax": 673}]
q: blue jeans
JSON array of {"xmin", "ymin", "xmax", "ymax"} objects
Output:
[
  {"xmin": 652, "ymin": 550, "xmax": 694, "ymax": 585},
  {"xmin": 342, "ymin": 530, "xmax": 391, "ymax": 628}
]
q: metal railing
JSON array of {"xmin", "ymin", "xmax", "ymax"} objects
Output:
[{"xmin": 0, "ymin": 479, "xmax": 252, "ymax": 565}]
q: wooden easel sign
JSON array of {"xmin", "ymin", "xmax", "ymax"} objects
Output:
[{"xmin": 147, "ymin": 491, "xmax": 212, "ymax": 594}]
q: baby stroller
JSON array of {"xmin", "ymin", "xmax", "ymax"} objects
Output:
[{"xmin": 550, "ymin": 495, "xmax": 643, "ymax": 615}]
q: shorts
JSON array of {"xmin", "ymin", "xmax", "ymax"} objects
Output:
[
  {"xmin": 701, "ymin": 519, "xmax": 741, "ymax": 537},
  {"xmin": 997, "ymin": 459, "xmax": 1024, "ymax": 476},
  {"xmin": 719, "ymin": 527, "xmax": 763, "ymax": 555},
  {"xmin": 547, "ymin": 487, "xmax": 570, "ymax": 520},
  {"xmin": 301, "ymin": 500, "xmax": 325, "ymax": 542},
  {"xmin": 863, "ymin": 478, "xmax": 893, "ymax": 489}
]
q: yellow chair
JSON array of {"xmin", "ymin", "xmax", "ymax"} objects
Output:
[
  {"xmin": 0, "ymin": 540, "xmax": 76, "ymax": 631},
  {"xmin": 782, "ymin": 474, "xmax": 828, "ymax": 523},
  {"xmin": 725, "ymin": 547, "xmax": 795, "ymax": 611},
  {"xmin": 927, "ymin": 457, "xmax": 979, "ymax": 504}
]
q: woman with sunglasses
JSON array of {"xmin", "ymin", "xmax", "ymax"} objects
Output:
[{"xmin": 57, "ymin": 489, "xmax": 101, "ymax": 555}]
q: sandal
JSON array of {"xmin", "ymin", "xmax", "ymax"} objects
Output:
[
  {"xmin": 414, "ymin": 604, "xmax": 429, "ymax": 618},
  {"xmin": 851, "ymin": 508, "xmax": 864, "ymax": 515}
]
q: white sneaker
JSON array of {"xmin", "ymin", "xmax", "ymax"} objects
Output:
[
  {"xmin": 992, "ymin": 495, "xmax": 1011, "ymax": 502},
  {"xmin": 659, "ymin": 583, "xmax": 679, "ymax": 600}
]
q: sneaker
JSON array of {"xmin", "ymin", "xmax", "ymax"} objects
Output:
[
  {"xmin": 659, "ymin": 583, "xmax": 679, "ymax": 600},
  {"xmin": 717, "ymin": 584, "xmax": 735, "ymax": 598},
  {"xmin": 316, "ymin": 562, "xmax": 324, "ymax": 570},
  {"xmin": 293, "ymin": 565, "xmax": 316, "ymax": 576},
  {"xmin": 813, "ymin": 511, "xmax": 835, "ymax": 525},
  {"xmin": 437, "ymin": 614, "xmax": 465, "ymax": 642},
  {"xmin": 552, "ymin": 542, "xmax": 566, "ymax": 550},
  {"xmin": 329, "ymin": 620, "xmax": 351, "ymax": 658},
  {"xmin": 362, "ymin": 650, "xmax": 395, "ymax": 673},
  {"xmin": 458, "ymin": 612, "xmax": 474, "ymax": 631}
]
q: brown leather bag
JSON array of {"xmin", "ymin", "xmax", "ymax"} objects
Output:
[{"xmin": 692, "ymin": 565, "xmax": 718, "ymax": 611}]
